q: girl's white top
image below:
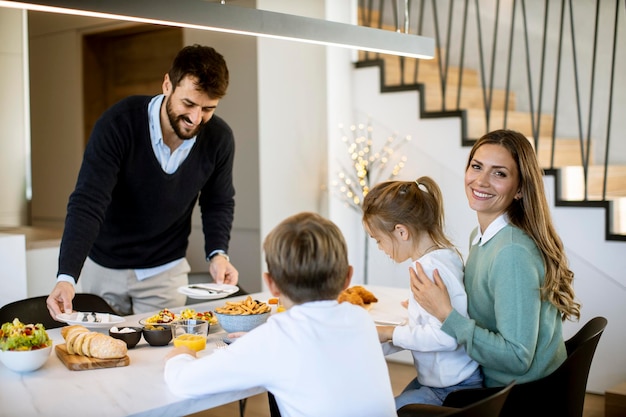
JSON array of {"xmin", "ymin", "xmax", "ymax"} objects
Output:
[{"xmin": 384, "ymin": 248, "xmax": 480, "ymax": 387}]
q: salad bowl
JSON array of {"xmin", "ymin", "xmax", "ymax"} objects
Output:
[
  {"xmin": 0, "ymin": 344, "xmax": 53, "ymax": 372},
  {"xmin": 0, "ymin": 318, "xmax": 53, "ymax": 372}
]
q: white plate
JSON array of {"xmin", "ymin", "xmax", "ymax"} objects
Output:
[
  {"xmin": 56, "ymin": 312, "xmax": 125, "ymax": 328},
  {"xmin": 178, "ymin": 283, "xmax": 239, "ymax": 300}
]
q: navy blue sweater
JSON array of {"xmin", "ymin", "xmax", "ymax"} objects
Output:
[{"xmin": 58, "ymin": 96, "xmax": 235, "ymax": 280}]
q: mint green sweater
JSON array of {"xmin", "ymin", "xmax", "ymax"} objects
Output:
[{"xmin": 441, "ymin": 224, "xmax": 567, "ymax": 387}]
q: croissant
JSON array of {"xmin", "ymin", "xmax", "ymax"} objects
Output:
[
  {"xmin": 61, "ymin": 325, "xmax": 127, "ymax": 359},
  {"xmin": 337, "ymin": 286, "xmax": 378, "ymax": 307}
]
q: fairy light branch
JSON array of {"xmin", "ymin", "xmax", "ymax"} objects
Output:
[{"xmin": 332, "ymin": 121, "xmax": 411, "ymax": 213}]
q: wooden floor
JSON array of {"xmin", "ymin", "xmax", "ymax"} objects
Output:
[{"xmin": 188, "ymin": 360, "xmax": 605, "ymax": 417}]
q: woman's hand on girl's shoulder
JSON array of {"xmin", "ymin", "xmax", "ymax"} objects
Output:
[{"xmin": 410, "ymin": 263, "xmax": 453, "ymax": 323}]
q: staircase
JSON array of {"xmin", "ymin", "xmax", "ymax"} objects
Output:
[{"xmin": 356, "ymin": 0, "xmax": 626, "ymax": 240}]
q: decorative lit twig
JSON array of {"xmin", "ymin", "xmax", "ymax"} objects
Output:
[
  {"xmin": 330, "ymin": 119, "xmax": 411, "ymax": 284},
  {"xmin": 332, "ymin": 120, "xmax": 411, "ymax": 213}
]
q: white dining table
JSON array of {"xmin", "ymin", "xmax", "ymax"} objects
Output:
[{"xmin": 0, "ymin": 285, "xmax": 408, "ymax": 417}]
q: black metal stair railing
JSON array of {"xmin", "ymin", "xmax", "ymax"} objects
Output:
[{"xmin": 356, "ymin": 0, "xmax": 626, "ymax": 240}]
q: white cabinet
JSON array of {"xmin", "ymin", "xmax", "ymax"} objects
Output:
[
  {"xmin": 0, "ymin": 233, "xmax": 27, "ymax": 306},
  {"xmin": 0, "ymin": 227, "xmax": 64, "ymax": 307}
]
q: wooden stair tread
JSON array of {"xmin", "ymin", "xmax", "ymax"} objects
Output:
[
  {"xmin": 559, "ymin": 166, "xmax": 626, "ymax": 199},
  {"xmin": 375, "ymin": 55, "xmax": 481, "ymax": 87},
  {"xmin": 531, "ymin": 136, "xmax": 592, "ymax": 168},
  {"xmin": 466, "ymin": 108, "xmax": 554, "ymax": 138},
  {"xmin": 423, "ymin": 86, "xmax": 515, "ymax": 112}
]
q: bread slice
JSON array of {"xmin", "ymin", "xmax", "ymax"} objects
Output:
[
  {"xmin": 61, "ymin": 324, "xmax": 85, "ymax": 339},
  {"xmin": 81, "ymin": 332, "xmax": 97, "ymax": 356},
  {"xmin": 73, "ymin": 332, "xmax": 88, "ymax": 355},
  {"xmin": 65, "ymin": 326, "xmax": 89, "ymax": 354},
  {"xmin": 88, "ymin": 333, "xmax": 127, "ymax": 359}
]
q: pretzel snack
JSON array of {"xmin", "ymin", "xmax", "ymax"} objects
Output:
[{"xmin": 215, "ymin": 296, "xmax": 271, "ymax": 315}]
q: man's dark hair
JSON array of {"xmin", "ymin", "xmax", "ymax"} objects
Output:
[{"xmin": 168, "ymin": 44, "xmax": 229, "ymax": 99}]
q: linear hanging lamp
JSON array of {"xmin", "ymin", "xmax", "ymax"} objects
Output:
[{"xmin": 0, "ymin": 0, "xmax": 434, "ymax": 59}]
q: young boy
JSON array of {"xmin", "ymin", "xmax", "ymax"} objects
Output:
[{"xmin": 164, "ymin": 212, "xmax": 396, "ymax": 416}]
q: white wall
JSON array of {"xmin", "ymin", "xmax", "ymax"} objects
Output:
[
  {"xmin": 325, "ymin": 0, "xmax": 370, "ymax": 285},
  {"xmin": 257, "ymin": 0, "xmax": 330, "ymax": 284},
  {"xmin": 547, "ymin": 177, "xmax": 626, "ymax": 394}
]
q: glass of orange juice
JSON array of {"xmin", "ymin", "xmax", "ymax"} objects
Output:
[{"xmin": 171, "ymin": 319, "xmax": 209, "ymax": 352}]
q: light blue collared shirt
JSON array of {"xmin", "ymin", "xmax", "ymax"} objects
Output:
[{"xmin": 148, "ymin": 95, "xmax": 196, "ymax": 174}]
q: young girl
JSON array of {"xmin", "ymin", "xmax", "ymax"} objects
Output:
[{"xmin": 362, "ymin": 176, "xmax": 482, "ymax": 408}]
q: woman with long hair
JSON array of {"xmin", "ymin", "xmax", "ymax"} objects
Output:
[{"xmin": 410, "ymin": 129, "xmax": 580, "ymax": 389}]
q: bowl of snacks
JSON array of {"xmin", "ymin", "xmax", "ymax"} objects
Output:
[
  {"xmin": 109, "ymin": 326, "xmax": 142, "ymax": 349},
  {"xmin": 142, "ymin": 324, "xmax": 172, "ymax": 346},
  {"xmin": 140, "ymin": 308, "xmax": 177, "ymax": 325},
  {"xmin": 179, "ymin": 308, "xmax": 218, "ymax": 326},
  {"xmin": 214, "ymin": 296, "xmax": 271, "ymax": 333},
  {"xmin": 0, "ymin": 318, "xmax": 53, "ymax": 372}
]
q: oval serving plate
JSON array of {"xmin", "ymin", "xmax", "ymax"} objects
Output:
[
  {"xmin": 177, "ymin": 283, "xmax": 239, "ymax": 300},
  {"xmin": 56, "ymin": 312, "xmax": 125, "ymax": 328}
]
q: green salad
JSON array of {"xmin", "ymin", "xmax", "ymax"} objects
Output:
[{"xmin": 0, "ymin": 318, "xmax": 52, "ymax": 351}]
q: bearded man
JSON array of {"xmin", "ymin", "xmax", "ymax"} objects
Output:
[{"xmin": 47, "ymin": 45, "xmax": 238, "ymax": 318}]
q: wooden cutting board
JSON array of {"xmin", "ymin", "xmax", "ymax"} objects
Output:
[{"xmin": 55, "ymin": 344, "xmax": 130, "ymax": 371}]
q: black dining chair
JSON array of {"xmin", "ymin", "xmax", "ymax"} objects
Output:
[
  {"xmin": 440, "ymin": 316, "xmax": 608, "ymax": 417},
  {"xmin": 0, "ymin": 293, "xmax": 119, "ymax": 329},
  {"xmin": 397, "ymin": 380, "xmax": 515, "ymax": 417},
  {"xmin": 268, "ymin": 391, "xmax": 281, "ymax": 417}
]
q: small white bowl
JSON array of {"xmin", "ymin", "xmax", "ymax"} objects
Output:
[{"xmin": 0, "ymin": 344, "xmax": 53, "ymax": 372}]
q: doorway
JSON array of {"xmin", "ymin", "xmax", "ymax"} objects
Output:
[{"xmin": 82, "ymin": 25, "xmax": 182, "ymax": 145}]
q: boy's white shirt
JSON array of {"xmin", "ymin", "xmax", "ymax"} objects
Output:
[{"xmin": 164, "ymin": 300, "xmax": 396, "ymax": 417}]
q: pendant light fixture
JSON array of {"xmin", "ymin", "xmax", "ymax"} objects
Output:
[{"xmin": 0, "ymin": 0, "xmax": 434, "ymax": 59}]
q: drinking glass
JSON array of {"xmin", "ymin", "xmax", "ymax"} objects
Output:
[{"xmin": 171, "ymin": 319, "xmax": 209, "ymax": 352}]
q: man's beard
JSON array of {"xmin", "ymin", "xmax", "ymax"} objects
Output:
[{"xmin": 166, "ymin": 96, "xmax": 204, "ymax": 140}]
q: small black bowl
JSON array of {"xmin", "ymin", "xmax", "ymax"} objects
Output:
[
  {"xmin": 108, "ymin": 326, "xmax": 143, "ymax": 349},
  {"xmin": 142, "ymin": 324, "xmax": 173, "ymax": 346}
]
